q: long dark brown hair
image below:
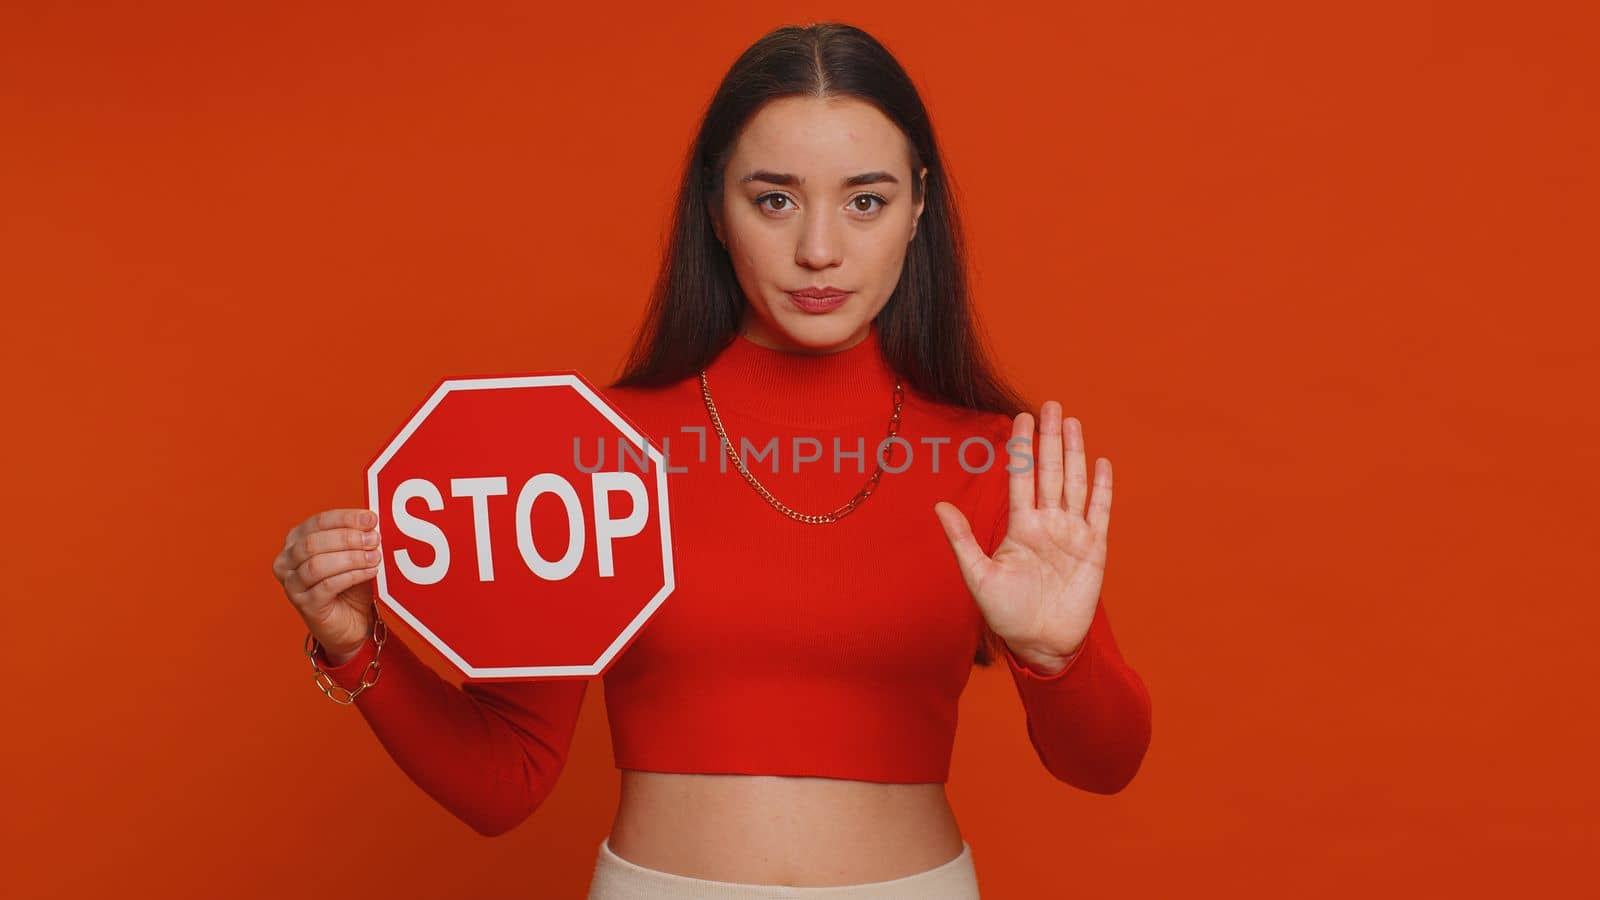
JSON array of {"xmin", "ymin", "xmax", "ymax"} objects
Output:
[{"xmin": 610, "ymin": 22, "xmax": 1030, "ymax": 666}]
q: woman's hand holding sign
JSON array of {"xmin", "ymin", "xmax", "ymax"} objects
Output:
[
  {"xmin": 272, "ymin": 508, "xmax": 383, "ymax": 666},
  {"xmin": 934, "ymin": 401, "xmax": 1111, "ymax": 675}
]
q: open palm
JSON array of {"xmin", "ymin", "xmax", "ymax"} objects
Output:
[{"xmin": 934, "ymin": 401, "xmax": 1111, "ymax": 671}]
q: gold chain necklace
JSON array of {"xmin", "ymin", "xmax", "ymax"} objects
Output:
[{"xmin": 698, "ymin": 369, "xmax": 905, "ymax": 524}]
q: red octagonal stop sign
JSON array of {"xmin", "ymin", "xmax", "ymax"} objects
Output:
[{"xmin": 365, "ymin": 371, "xmax": 674, "ymax": 680}]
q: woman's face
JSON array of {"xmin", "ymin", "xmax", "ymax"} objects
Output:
[{"xmin": 710, "ymin": 95, "xmax": 927, "ymax": 354}]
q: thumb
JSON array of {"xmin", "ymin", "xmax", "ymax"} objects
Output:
[{"xmin": 933, "ymin": 500, "xmax": 990, "ymax": 588}]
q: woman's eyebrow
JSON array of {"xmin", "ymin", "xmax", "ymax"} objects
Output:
[{"xmin": 739, "ymin": 170, "xmax": 900, "ymax": 188}]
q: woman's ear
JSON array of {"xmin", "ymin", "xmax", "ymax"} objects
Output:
[
  {"xmin": 708, "ymin": 202, "xmax": 726, "ymax": 247},
  {"xmin": 910, "ymin": 166, "xmax": 928, "ymax": 242}
]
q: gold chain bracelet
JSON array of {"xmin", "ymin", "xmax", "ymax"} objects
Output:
[{"xmin": 304, "ymin": 604, "xmax": 388, "ymax": 705}]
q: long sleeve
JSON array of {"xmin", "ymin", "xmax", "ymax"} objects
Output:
[
  {"xmin": 311, "ymin": 627, "xmax": 589, "ymax": 836},
  {"xmin": 998, "ymin": 601, "xmax": 1152, "ymax": 793},
  {"xmin": 979, "ymin": 431, "xmax": 1153, "ymax": 794}
]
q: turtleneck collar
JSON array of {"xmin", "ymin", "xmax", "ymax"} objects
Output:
[{"xmin": 699, "ymin": 321, "xmax": 904, "ymax": 429}]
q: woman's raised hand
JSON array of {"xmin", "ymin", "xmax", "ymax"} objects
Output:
[
  {"xmin": 272, "ymin": 508, "xmax": 383, "ymax": 665},
  {"xmin": 933, "ymin": 401, "xmax": 1111, "ymax": 674}
]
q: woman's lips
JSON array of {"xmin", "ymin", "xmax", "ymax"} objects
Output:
[{"xmin": 786, "ymin": 290, "xmax": 852, "ymax": 313}]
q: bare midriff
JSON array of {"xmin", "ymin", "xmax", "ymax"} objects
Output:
[{"xmin": 606, "ymin": 769, "xmax": 966, "ymax": 887}]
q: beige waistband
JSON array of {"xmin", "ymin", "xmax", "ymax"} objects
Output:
[{"xmin": 585, "ymin": 835, "xmax": 980, "ymax": 899}]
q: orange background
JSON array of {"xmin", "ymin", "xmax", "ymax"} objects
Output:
[{"xmin": 3, "ymin": 2, "xmax": 1595, "ymax": 897}]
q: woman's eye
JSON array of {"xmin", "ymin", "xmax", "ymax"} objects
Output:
[
  {"xmin": 850, "ymin": 194, "xmax": 887, "ymax": 214},
  {"xmin": 755, "ymin": 193, "xmax": 792, "ymax": 212}
]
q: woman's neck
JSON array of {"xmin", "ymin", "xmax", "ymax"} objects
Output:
[{"xmin": 703, "ymin": 318, "xmax": 901, "ymax": 429}]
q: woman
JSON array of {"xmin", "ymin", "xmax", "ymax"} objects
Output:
[{"xmin": 272, "ymin": 22, "xmax": 1151, "ymax": 899}]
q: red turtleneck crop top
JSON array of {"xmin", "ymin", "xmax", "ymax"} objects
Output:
[{"xmin": 312, "ymin": 324, "xmax": 1152, "ymax": 836}]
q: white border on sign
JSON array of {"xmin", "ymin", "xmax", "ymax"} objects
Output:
[{"xmin": 365, "ymin": 374, "xmax": 675, "ymax": 679}]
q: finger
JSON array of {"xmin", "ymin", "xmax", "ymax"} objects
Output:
[
  {"xmin": 271, "ymin": 548, "xmax": 293, "ymax": 584},
  {"xmin": 291, "ymin": 564, "xmax": 378, "ymax": 613},
  {"xmin": 284, "ymin": 508, "xmax": 377, "ymax": 550},
  {"xmin": 933, "ymin": 501, "xmax": 992, "ymax": 590},
  {"xmin": 273, "ymin": 525, "xmax": 379, "ymax": 585},
  {"xmin": 1009, "ymin": 412, "xmax": 1035, "ymax": 517},
  {"xmin": 284, "ymin": 525, "xmax": 380, "ymax": 571},
  {"xmin": 1064, "ymin": 416, "xmax": 1089, "ymax": 517},
  {"xmin": 1035, "ymin": 401, "xmax": 1064, "ymax": 509},
  {"xmin": 284, "ymin": 548, "xmax": 381, "ymax": 599},
  {"xmin": 1086, "ymin": 457, "xmax": 1113, "ymax": 535}
]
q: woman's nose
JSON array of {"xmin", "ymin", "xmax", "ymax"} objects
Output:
[{"xmin": 794, "ymin": 212, "xmax": 844, "ymax": 269}]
